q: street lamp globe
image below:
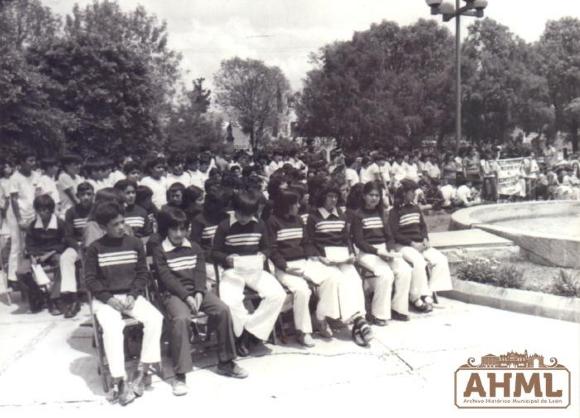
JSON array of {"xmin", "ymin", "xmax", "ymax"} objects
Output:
[
  {"xmin": 439, "ymin": 2, "xmax": 456, "ymax": 15},
  {"xmin": 425, "ymin": 0, "xmax": 443, "ymax": 6},
  {"xmin": 473, "ymin": 0, "xmax": 488, "ymax": 11}
]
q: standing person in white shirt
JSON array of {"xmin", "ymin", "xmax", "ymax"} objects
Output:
[
  {"xmin": 390, "ymin": 154, "xmax": 407, "ymax": 187},
  {"xmin": 405, "ymin": 154, "xmax": 421, "ymax": 182},
  {"xmin": 423, "ymin": 155, "xmax": 441, "ymax": 180},
  {"xmin": 7, "ymin": 150, "xmax": 42, "ymax": 283},
  {"xmin": 166, "ymin": 155, "xmax": 192, "ymax": 188},
  {"xmin": 38, "ymin": 158, "xmax": 60, "ymax": 210},
  {"xmin": 57, "ymin": 154, "xmax": 85, "ymax": 217},
  {"xmin": 85, "ymin": 159, "xmax": 109, "ymax": 192},
  {"xmin": 108, "ymin": 156, "xmax": 129, "ymax": 186},
  {"xmin": 344, "ymin": 156, "xmax": 360, "ymax": 190},
  {"xmin": 140, "ymin": 157, "xmax": 168, "ymax": 210},
  {"xmin": 358, "ymin": 157, "xmax": 375, "ymax": 184}
]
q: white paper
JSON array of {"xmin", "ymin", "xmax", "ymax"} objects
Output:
[
  {"xmin": 324, "ymin": 246, "xmax": 350, "ymax": 263},
  {"xmin": 233, "ymin": 254, "xmax": 263, "ymax": 275},
  {"xmin": 31, "ymin": 263, "xmax": 51, "ymax": 287}
]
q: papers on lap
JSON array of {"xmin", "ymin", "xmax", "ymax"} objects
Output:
[
  {"xmin": 233, "ymin": 254, "xmax": 263, "ymax": 275},
  {"xmin": 324, "ymin": 246, "xmax": 350, "ymax": 263}
]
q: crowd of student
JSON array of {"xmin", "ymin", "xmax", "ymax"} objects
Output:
[{"xmin": 6, "ymin": 143, "xmax": 552, "ymax": 406}]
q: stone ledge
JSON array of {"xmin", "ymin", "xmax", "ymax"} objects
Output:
[{"xmin": 439, "ymin": 277, "xmax": 580, "ymax": 324}]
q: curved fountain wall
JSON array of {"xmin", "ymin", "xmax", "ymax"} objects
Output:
[{"xmin": 450, "ymin": 201, "xmax": 580, "ymax": 268}]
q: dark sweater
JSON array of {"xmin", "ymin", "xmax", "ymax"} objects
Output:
[
  {"xmin": 305, "ymin": 207, "xmax": 350, "ymax": 257},
  {"xmin": 64, "ymin": 204, "xmax": 92, "ymax": 250},
  {"xmin": 211, "ymin": 215, "xmax": 270, "ymax": 268},
  {"xmin": 25, "ymin": 215, "xmax": 66, "ymax": 256},
  {"xmin": 267, "ymin": 213, "xmax": 306, "ymax": 271},
  {"xmin": 84, "ymin": 234, "xmax": 148, "ymax": 303},
  {"xmin": 151, "ymin": 238, "xmax": 206, "ymax": 300},
  {"xmin": 388, "ymin": 203, "xmax": 428, "ymax": 245},
  {"xmin": 351, "ymin": 207, "xmax": 394, "ymax": 254},
  {"xmin": 190, "ymin": 213, "xmax": 225, "ymax": 262},
  {"xmin": 124, "ymin": 204, "xmax": 152, "ymax": 238}
]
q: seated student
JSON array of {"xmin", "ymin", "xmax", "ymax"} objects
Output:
[
  {"xmin": 211, "ymin": 189, "xmax": 286, "ymax": 357},
  {"xmin": 152, "ymin": 208, "xmax": 247, "ymax": 396},
  {"xmin": 455, "ymin": 180, "xmax": 478, "ymax": 207},
  {"xmin": 389, "ymin": 180, "xmax": 452, "ymax": 313},
  {"xmin": 83, "ymin": 188, "xmax": 131, "ymax": 248},
  {"xmin": 163, "ymin": 182, "xmax": 186, "ymax": 211},
  {"xmin": 84, "ymin": 201, "xmax": 163, "ymax": 406},
  {"xmin": 23, "ymin": 194, "xmax": 66, "ymax": 314},
  {"xmin": 139, "ymin": 157, "xmax": 168, "ymax": 210},
  {"xmin": 305, "ymin": 181, "xmax": 373, "ymax": 346},
  {"xmin": 135, "ymin": 185, "xmax": 158, "ymax": 234},
  {"xmin": 350, "ymin": 182, "xmax": 413, "ymax": 324},
  {"xmin": 182, "ymin": 185, "xmax": 204, "ymax": 223},
  {"xmin": 59, "ymin": 182, "xmax": 94, "ymax": 318},
  {"xmin": 114, "ymin": 179, "xmax": 152, "ymax": 242},
  {"xmin": 268, "ymin": 191, "xmax": 341, "ymax": 347},
  {"xmin": 190, "ymin": 190, "xmax": 229, "ymax": 286}
]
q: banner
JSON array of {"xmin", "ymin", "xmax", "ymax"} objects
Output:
[{"xmin": 496, "ymin": 158, "xmax": 524, "ymax": 196}]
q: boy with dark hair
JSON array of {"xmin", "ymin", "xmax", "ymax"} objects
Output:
[
  {"xmin": 139, "ymin": 157, "xmax": 168, "ymax": 210},
  {"xmin": 84, "ymin": 201, "xmax": 163, "ymax": 405},
  {"xmin": 114, "ymin": 179, "xmax": 152, "ymax": 241},
  {"xmin": 167, "ymin": 155, "xmax": 191, "ymax": 188},
  {"xmin": 152, "ymin": 207, "xmax": 247, "ymax": 396},
  {"xmin": 122, "ymin": 161, "xmax": 142, "ymax": 184},
  {"xmin": 24, "ymin": 194, "xmax": 66, "ymax": 314},
  {"xmin": 211, "ymin": 189, "xmax": 286, "ymax": 356},
  {"xmin": 57, "ymin": 154, "xmax": 85, "ymax": 217},
  {"xmin": 38, "ymin": 158, "xmax": 60, "ymax": 211},
  {"xmin": 59, "ymin": 182, "xmax": 94, "ymax": 317}
]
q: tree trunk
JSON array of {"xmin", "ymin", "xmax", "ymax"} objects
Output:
[{"xmin": 571, "ymin": 122, "xmax": 578, "ymax": 153}]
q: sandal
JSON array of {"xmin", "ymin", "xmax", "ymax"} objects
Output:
[
  {"xmin": 352, "ymin": 317, "xmax": 373, "ymax": 347},
  {"xmin": 412, "ymin": 298, "xmax": 433, "ymax": 313}
]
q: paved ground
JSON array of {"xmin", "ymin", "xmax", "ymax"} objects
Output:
[{"xmin": 0, "ymin": 294, "xmax": 578, "ymax": 418}]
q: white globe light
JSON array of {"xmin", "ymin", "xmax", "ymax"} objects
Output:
[
  {"xmin": 473, "ymin": 0, "xmax": 488, "ymax": 10},
  {"xmin": 425, "ymin": 0, "xmax": 443, "ymax": 6},
  {"xmin": 439, "ymin": 2, "xmax": 456, "ymax": 14}
]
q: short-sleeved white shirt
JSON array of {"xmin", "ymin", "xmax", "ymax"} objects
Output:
[
  {"xmin": 57, "ymin": 172, "xmax": 85, "ymax": 214},
  {"xmin": 166, "ymin": 172, "xmax": 192, "ymax": 188},
  {"xmin": 140, "ymin": 176, "xmax": 168, "ymax": 209},
  {"xmin": 9, "ymin": 170, "xmax": 42, "ymax": 222}
]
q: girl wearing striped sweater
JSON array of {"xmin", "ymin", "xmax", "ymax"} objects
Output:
[
  {"xmin": 212, "ymin": 190, "xmax": 286, "ymax": 356},
  {"xmin": 305, "ymin": 182, "xmax": 372, "ymax": 346},
  {"xmin": 267, "ymin": 191, "xmax": 340, "ymax": 347},
  {"xmin": 351, "ymin": 182, "xmax": 413, "ymax": 323},
  {"xmin": 389, "ymin": 180, "xmax": 452, "ymax": 312}
]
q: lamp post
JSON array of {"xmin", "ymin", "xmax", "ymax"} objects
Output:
[{"xmin": 426, "ymin": 0, "xmax": 488, "ymax": 152}]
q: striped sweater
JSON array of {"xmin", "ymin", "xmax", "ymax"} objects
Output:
[
  {"xmin": 151, "ymin": 238, "xmax": 206, "ymax": 300},
  {"xmin": 190, "ymin": 213, "xmax": 226, "ymax": 262},
  {"xmin": 63, "ymin": 204, "xmax": 91, "ymax": 250},
  {"xmin": 84, "ymin": 234, "xmax": 148, "ymax": 303},
  {"xmin": 25, "ymin": 215, "xmax": 66, "ymax": 256},
  {"xmin": 124, "ymin": 204, "xmax": 152, "ymax": 238},
  {"xmin": 350, "ymin": 207, "xmax": 393, "ymax": 254},
  {"xmin": 211, "ymin": 215, "xmax": 270, "ymax": 268},
  {"xmin": 388, "ymin": 203, "xmax": 428, "ymax": 245},
  {"xmin": 267, "ymin": 214, "xmax": 306, "ymax": 271},
  {"xmin": 305, "ymin": 207, "xmax": 351, "ymax": 257}
]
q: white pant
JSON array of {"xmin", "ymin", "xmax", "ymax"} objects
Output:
[
  {"xmin": 219, "ymin": 268, "xmax": 286, "ymax": 340},
  {"xmin": 94, "ymin": 295, "xmax": 163, "ymax": 379},
  {"xmin": 357, "ymin": 246, "xmax": 413, "ymax": 318},
  {"xmin": 59, "ymin": 248, "xmax": 79, "ymax": 293},
  {"xmin": 275, "ymin": 258, "xmax": 340, "ymax": 333},
  {"xmin": 7, "ymin": 215, "xmax": 28, "ymax": 282},
  {"xmin": 316, "ymin": 261, "xmax": 365, "ymax": 323},
  {"xmin": 205, "ymin": 262, "xmax": 223, "ymax": 290},
  {"xmin": 398, "ymin": 246, "xmax": 452, "ymax": 301}
]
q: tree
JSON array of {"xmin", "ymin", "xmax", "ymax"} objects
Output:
[
  {"xmin": 462, "ymin": 18, "xmax": 553, "ymax": 145},
  {"xmin": 537, "ymin": 18, "xmax": 580, "ymax": 151},
  {"xmin": 296, "ymin": 19, "xmax": 456, "ymax": 152},
  {"xmin": 214, "ymin": 57, "xmax": 291, "ymax": 153},
  {"xmin": 165, "ymin": 78, "xmax": 224, "ymax": 154},
  {"xmin": 0, "ymin": 0, "xmax": 60, "ymax": 50}
]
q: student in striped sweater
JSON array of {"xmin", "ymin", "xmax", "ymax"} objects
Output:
[
  {"xmin": 350, "ymin": 182, "xmax": 412, "ymax": 323},
  {"xmin": 268, "ymin": 191, "xmax": 340, "ymax": 347},
  {"xmin": 212, "ymin": 189, "xmax": 286, "ymax": 357},
  {"xmin": 389, "ymin": 179, "xmax": 452, "ymax": 313},
  {"xmin": 190, "ymin": 190, "xmax": 229, "ymax": 286},
  {"xmin": 305, "ymin": 182, "xmax": 372, "ymax": 346},
  {"xmin": 114, "ymin": 179, "xmax": 152, "ymax": 242},
  {"xmin": 152, "ymin": 207, "xmax": 247, "ymax": 396},
  {"xmin": 59, "ymin": 182, "xmax": 94, "ymax": 318},
  {"xmin": 85, "ymin": 201, "xmax": 163, "ymax": 406}
]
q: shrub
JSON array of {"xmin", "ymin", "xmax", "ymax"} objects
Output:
[
  {"xmin": 550, "ymin": 270, "xmax": 580, "ymax": 298},
  {"xmin": 456, "ymin": 257, "xmax": 500, "ymax": 285},
  {"xmin": 493, "ymin": 265, "xmax": 525, "ymax": 289}
]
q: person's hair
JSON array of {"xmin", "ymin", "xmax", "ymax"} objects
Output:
[
  {"xmin": 183, "ymin": 185, "xmax": 203, "ymax": 207},
  {"xmin": 221, "ymin": 172, "xmax": 243, "ymax": 190},
  {"xmin": 157, "ymin": 206, "xmax": 189, "ymax": 238},
  {"xmin": 314, "ymin": 181, "xmax": 342, "ymax": 208},
  {"xmin": 166, "ymin": 182, "xmax": 186, "ymax": 201},
  {"xmin": 144, "ymin": 156, "xmax": 166, "ymax": 173},
  {"xmin": 60, "ymin": 153, "xmax": 82, "ymax": 167},
  {"xmin": 267, "ymin": 174, "xmax": 287, "ymax": 201},
  {"xmin": 204, "ymin": 177, "xmax": 221, "ymax": 193},
  {"xmin": 346, "ymin": 183, "xmax": 365, "ymax": 211},
  {"xmin": 394, "ymin": 179, "xmax": 418, "ymax": 209},
  {"xmin": 77, "ymin": 182, "xmax": 94, "ymax": 195},
  {"xmin": 39, "ymin": 157, "xmax": 58, "ymax": 172},
  {"xmin": 33, "ymin": 194, "xmax": 55, "ymax": 213},
  {"xmin": 114, "ymin": 178, "xmax": 138, "ymax": 192},
  {"xmin": 272, "ymin": 191, "xmax": 299, "ymax": 218},
  {"xmin": 16, "ymin": 149, "xmax": 36, "ymax": 164},
  {"xmin": 122, "ymin": 161, "xmax": 141, "ymax": 175},
  {"xmin": 232, "ymin": 189, "xmax": 260, "ymax": 216},
  {"xmin": 203, "ymin": 190, "xmax": 228, "ymax": 223},
  {"xmin": 94, "ymin": 201, "xmax": 124, "ymax": 226},
  {"xmin": 168, "ymin": 155, "xmax": 185, "ymax": 167},
  {"xmin": 361, "ymin": 181, "xmax": 385, "ymax": 213},
  {"xmin": 85, "ymin": 158, "xmax": 106, "ymax": 173}
]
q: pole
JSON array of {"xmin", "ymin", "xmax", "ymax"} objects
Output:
[{"xmin": 455, "ymin": 0, "xmax": 462, "ymax": 153}]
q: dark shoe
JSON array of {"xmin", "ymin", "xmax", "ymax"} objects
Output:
[
  {"xmin": 64, "ymin": 300, "xmax": 80, "ymax": 318},
  {"xmin": 411, "ymin": 298, "xmax": 432, "ymax": 313},
  {"xmin": 118, "ymin": 379, "xmax": 136, "ymax": 406},
  {"xmin": 217, "ymin": 361, "xmax": 248, "ymax": 379},
  {"xmin": 391, "ymin": 310, "xmax": 410, "ymax": 322},
  {"xmin": 366, "ymin": 313, "xmax": 388, "ymax": 327},
  {"xmin": 48, "ymin": 299, "xmax": 62, "ymax": 316},
  {"xmin": 236, "ymin": 339, "xmax": 250, "ymax": 357},
  {"xmin": 131, "ymin": 368, "xmax": 148, "ymax": 397}
]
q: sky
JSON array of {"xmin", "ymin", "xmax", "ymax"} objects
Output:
[{"xmin": 45, "ymin": 0, "xmax": 580, "ymax": 90}]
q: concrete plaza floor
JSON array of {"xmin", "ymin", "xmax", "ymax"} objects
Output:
[{"xmin": 0, "ymin": 294, "xmax": 579, "ymax": 418}]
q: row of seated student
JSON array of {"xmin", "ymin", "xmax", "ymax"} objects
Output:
[{"xmin": 19, "ymin": 177, "xmax": 451, "ymax": 405}]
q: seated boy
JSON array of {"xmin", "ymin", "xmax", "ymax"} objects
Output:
[
  {"xmin": 84, "ymin": 201, "xmax": 163, "ymax": 406},
  {"xmin": 24, "ymin": 194, "xmax": 66, "ymax": 314},
  {"xmin": 152, "ymin": 207, "xmax": 247, "ymax": 396},
  {"xmin": 59, "ymin": 182, "xmax": 94, "ymax": 318},
  {"xmin": 211, "ymin": 190, "xmax": 286, "ymax": 356},
  {"xmin": 114, "ymin": 179, "xmax": 153, "ymax": 243}
]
